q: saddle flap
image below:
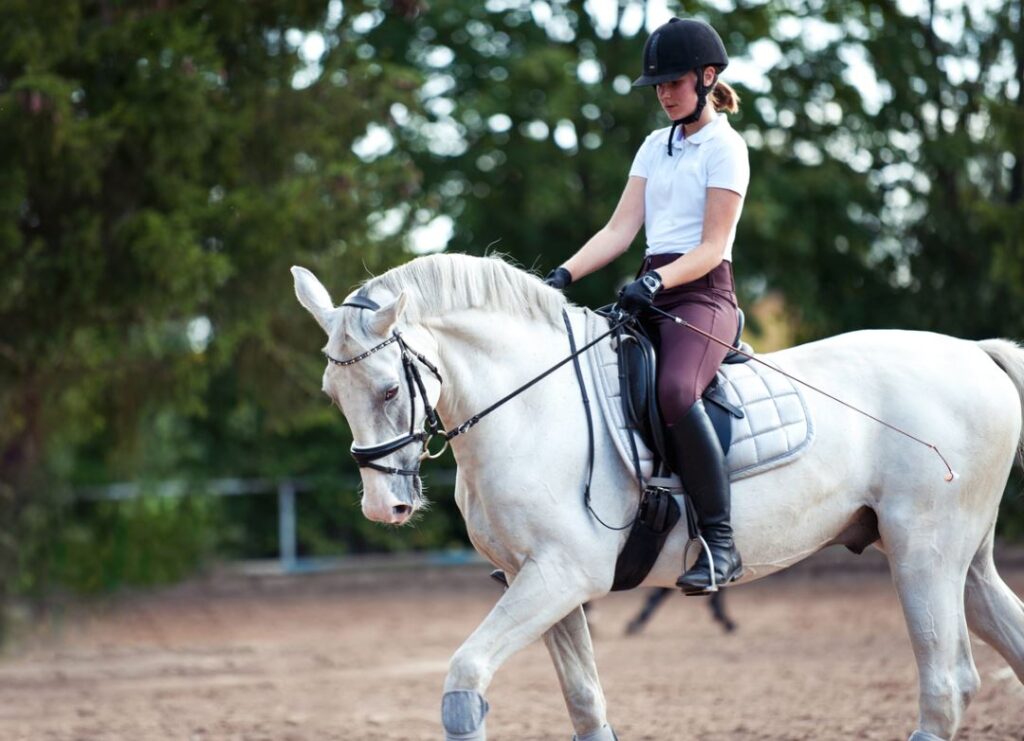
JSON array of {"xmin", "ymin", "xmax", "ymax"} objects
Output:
[{"xmin": 615, "ymin": 326, "xmax": 666, "ymax": 464}]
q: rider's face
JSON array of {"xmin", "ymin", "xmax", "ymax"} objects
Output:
[
  {"xmin": 656, "ymin": 68, "xmax": 714, "ymax": 120},
  {"xmin": 656, "ymin": 71, "xmax": 697, "ymax": 119}
]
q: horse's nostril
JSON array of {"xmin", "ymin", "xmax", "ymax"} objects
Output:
[{"xmin": 393, "ymin": 504, "xmax": 412, "ymax": 517}]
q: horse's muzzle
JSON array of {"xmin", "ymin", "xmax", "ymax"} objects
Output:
[{"xmin": 361, "ymin": 485, "xmax": 420, "ymax": 525}]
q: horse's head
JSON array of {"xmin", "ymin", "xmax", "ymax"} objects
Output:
[{"xmin": 291, "ymin": 266, "xmax": 441, "ymax": 526}]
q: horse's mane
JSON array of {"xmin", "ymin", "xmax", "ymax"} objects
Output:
[{"xmin": 364, "ymin": 253, "xmax": 568, "ymax": 326}]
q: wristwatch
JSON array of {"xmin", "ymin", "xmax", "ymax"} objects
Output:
[{"xmin": 641, "ymin": 270, "xmax": 663, "ymax": 295}]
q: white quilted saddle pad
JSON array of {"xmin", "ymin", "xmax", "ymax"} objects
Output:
[{"xmin": 572, "ymin": 307, "xmax": 815, "ymax": 483}]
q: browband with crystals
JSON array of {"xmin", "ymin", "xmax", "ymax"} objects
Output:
[
  {"xmin": 324, "ymin": 292, "xmax": 390, "ymax": 365},
  {"xmin": 324, "ymin": 332, "xmax": 400, "ymax": 367}
]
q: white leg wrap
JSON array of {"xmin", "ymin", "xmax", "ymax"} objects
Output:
[
  {"xmin": 909, "ymin": 732, "xmax": 946, "ymax": 741},
  {"xmin": 442, "ymin": 690, "xmax": 489, "ymax": 741},
  {"xmin": 573, "ymin": 723, "xmax": 618, "ymax": 740}
]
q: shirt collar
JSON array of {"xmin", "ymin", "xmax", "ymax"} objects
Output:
[{"xmin": 678, "ymin": 114, "xmax": 724, "ymax": 146}]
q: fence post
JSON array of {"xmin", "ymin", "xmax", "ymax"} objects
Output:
[{"xmin": 278, "ymin": 479, "xmax": 297, "ymax": 572}]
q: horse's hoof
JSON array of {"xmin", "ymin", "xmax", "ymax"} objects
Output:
[{"xmin": 908, "ymin": 732, "xmax": 946, "ymax": 741}]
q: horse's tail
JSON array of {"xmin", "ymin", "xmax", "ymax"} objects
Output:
[{"xmin": 978, "ymin": 338, "xmax": 1024, "ymax": 468}]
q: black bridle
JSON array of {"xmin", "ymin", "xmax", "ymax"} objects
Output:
[
  {"xmin": 328, "ymin": 294, "xmax": 628, "ymax": 479},
  {"xmin": 327, "ymin": 295, "xmax": 447, "ymax": 476}
]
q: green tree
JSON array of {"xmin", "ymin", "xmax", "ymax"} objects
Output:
[{"xmin": 0, "ymin": 0, "xmax": 428, "ymax": 629}]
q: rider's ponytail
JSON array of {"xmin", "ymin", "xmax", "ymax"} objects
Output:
[{"xmin": 711, "ymin": 80, "xmax": 740, "ymax": 114}]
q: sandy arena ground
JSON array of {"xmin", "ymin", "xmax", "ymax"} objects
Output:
[{"xmin": 1, "ymin": 550, "xmax": 1022, "ymax": 741}]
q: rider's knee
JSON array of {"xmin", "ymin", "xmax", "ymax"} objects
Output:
[{"xmin": 658, "ymin": 387, "xmax": 700, "ymax": 426}]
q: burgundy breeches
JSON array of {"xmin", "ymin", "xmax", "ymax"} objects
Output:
[{"xmin": 640, "ymin": 255, "xmax": 739, "ymax": 426}]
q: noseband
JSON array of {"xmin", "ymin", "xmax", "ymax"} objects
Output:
[{"xmin": 328, "ymin": 294, "xmax": 447, "ymax": 477}]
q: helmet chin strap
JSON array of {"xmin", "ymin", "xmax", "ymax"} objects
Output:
[{"xmin": 667, "ymin": 66, "xmax": 712, "ymax": 156}]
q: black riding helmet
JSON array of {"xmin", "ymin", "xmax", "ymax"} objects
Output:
[{"xmin": 633, "ymin": 18, "xmax": 729, "ymax": 154}]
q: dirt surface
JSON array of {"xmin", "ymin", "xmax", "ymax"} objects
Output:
[{"xmin": 1, "ymin": 550, "xmax": 1022, "ymax": 741}]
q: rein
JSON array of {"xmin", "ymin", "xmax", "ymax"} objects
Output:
[{"xmin": 330, "ymin": 296, "xmax": 629, "ymax": 479}]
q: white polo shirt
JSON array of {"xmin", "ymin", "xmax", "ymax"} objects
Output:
[{"xmin": 628, "ymin": 114, "xmax": 749, "ymax": 261}]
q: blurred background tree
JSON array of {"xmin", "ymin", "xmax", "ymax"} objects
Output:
[
  {"xmin": 0, "ymin": 0, "xmax": 434, "ymax": 632},
  {"xmin": 2, "ymin": 0, "xmax": 1023, "ymax": 638}
]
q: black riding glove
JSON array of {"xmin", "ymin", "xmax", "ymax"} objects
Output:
[
  {"xmin": 543, "ymin": 266, "xmax": 573, "ymax": 290},
  {"xmin": 616, "ymin": 270, "xmax": 664, "ymax": 316}
]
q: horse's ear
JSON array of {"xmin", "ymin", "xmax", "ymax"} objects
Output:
[
  {"xmin": 368, "ymin": 292, "xmax": 408, "ymax": 336},
  {"xmin": 291, "ymin": 266, "xmax": 335, "ymax": 334}
]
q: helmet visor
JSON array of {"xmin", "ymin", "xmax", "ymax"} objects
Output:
[{"xmin": 631, "ymin": 70, "xmax": 688, "ymax": 87}]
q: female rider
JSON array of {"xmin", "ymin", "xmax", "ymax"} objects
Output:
[{"xmin": 545, "ymin": 17, "xmax": 749, "ymax": 595}]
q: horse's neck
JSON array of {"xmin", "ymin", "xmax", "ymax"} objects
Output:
[{"xmin": 429, "ymin": 310, "xmax": 570, "ymax": 446}]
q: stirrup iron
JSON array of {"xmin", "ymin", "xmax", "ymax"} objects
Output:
[{"xmin": 682, "ymin": 535, "xmax": 719, "ymax": 594}]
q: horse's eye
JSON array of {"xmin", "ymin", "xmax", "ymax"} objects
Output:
[{"xmin": 384, "ymin": 386, "xmax": 399, "ymax": 402}]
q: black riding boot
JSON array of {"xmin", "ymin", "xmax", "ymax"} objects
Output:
[{"xmin": 666, "ymin": 399, "xmax": 743, "ymax": 595}]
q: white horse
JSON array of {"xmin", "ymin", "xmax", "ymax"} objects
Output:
[{"xmin": 291, "ymin": 253, "xmax": 1024, "ymax": 741}]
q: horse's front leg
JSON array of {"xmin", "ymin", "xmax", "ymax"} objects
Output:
[
  {"xmin": 542, "ymin": 604, "xmax": 618, "ymax": 740},
  {"xmin": 442, "ymin": 557, "xmax": 611, "ymax": 740}
]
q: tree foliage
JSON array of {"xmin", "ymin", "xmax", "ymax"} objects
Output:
[{"xmin": 0, "ymin": 1, "xmax": 429, "ymax": 620}]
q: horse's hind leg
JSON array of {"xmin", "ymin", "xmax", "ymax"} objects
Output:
[
  {"xmin": 543, "ymin": 606, "xmax": 616, "ymax": 740},
  {"xmin": 880, "ymin": 517, "xmax": 981, "ymax": 741},
  {"xmin": 625, "ymin": 588, "xmax": 671, "ymax": 636},
  {"xmin": 965, "ymin": 529, "xmax": 1024, "ymax": 683}
]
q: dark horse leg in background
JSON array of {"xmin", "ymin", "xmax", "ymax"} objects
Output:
[
  {"xmin": 708, "ymin": 589, "xmax": 735, "ymax": 632},
  {"xmin": 624, "ymin": 588, "xmax": 735, "ymax": 635}
]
